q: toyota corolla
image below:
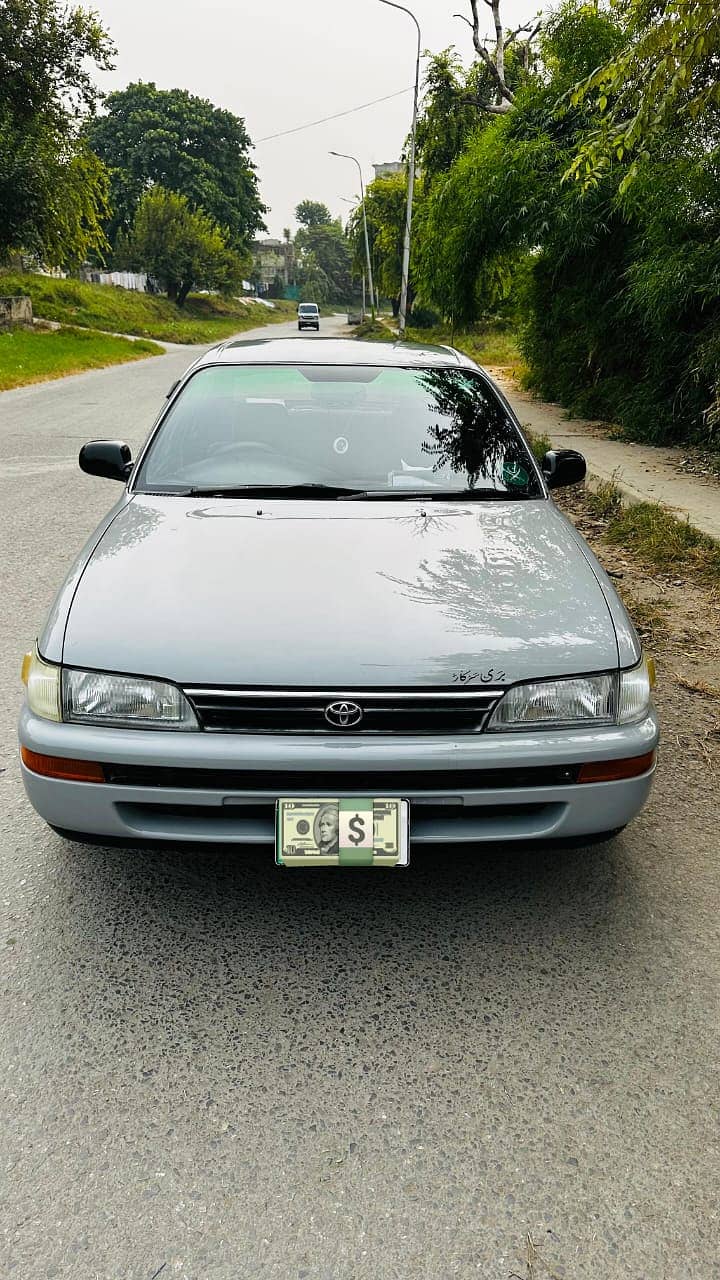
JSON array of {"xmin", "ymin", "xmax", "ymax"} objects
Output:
[{"xmin": 19, "ymin": 337, "xmax": 658, "ymax": 865}]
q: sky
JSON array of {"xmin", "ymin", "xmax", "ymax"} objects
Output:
[{"xmin": 88, "ymin": 0, "xmax": 542, "ymax": 238}]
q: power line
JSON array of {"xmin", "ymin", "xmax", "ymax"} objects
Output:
[{"xmin": 255, "ymin": 87, "xmax": 413, "ymax": 143}]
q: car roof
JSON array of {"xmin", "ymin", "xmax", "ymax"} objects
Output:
[{"xmin": 195, "ymin": 336, "xmax": 474, "ymax": 370}]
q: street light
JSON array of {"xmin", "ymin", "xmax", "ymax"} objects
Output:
[
  {"xmin": 329, "ymin": 150, "xmax": 376, "ymax": 321},
  {"xmin": 340, "ymin": 199, "xmax": 370, "ymax": 316},
  {"xmin": 378, "ymin": 0, "xmax": 421, "ymax": 339}
]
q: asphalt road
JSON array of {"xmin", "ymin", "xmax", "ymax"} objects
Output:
[{"xmin": 2, "ymin": 316, "xmax": 718, "ymax": 1279}]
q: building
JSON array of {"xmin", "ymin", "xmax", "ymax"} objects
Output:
[
  {"xmin": 373, "ymin": 161, "xmax": 404, "ymax": 180},
  {"xmin": 251, "ymin": 238, "xmax": 294, "ymax": 290}
]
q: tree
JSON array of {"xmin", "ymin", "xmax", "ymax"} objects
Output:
[
  {"xmin": 347, "ymin": 174, "xmax": 411, "ymax": 314},
  {"xmin": 295, "ymin": 200, "xmax": 333, "ymax": 228},
  {"xmin": 84, "ymin": 82, "xmax": 266, "ymax": 251},
  {"xmin": 0, "ymin": 0, "xmax": 114, "ymax": 126},
  {"xmin": 123, "ymin": 187, "xmax": 245, "ymax": 306},
  {"xmin": 415, "ymin": 0, "xmax": 720, "ymax": 446},
  {"xmin": 453, "ymin": 0, "xmax": 542, "ymax": 114},
  {"xmin": 414, "ymin": 50, "xmax": 487, "ymax": 189},
  {"xmin": 0, "ymin": 0, "xmax": 115, "ymax": 263},
  {"xmin": 294, "ymin": 203, "xmax": 352, "ymax": 302},
  {"xmin": 568, "ymin": 0, "xmax": 720, "ymax": 190}
]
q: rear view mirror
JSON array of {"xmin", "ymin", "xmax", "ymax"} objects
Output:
[
  {"xmin": 79, "ymin": 440, "xmax": 133, "ymax": 482},
  {"xmin": 542, "ymin": 448, "xmax": 586, "ymax": 490}
]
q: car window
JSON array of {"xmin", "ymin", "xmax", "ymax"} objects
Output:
[{"xmin": 134, "ymin": 364, "xmax": 543, "ymax": 497}]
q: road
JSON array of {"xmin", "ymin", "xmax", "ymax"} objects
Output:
[{"xmin": 2, "ymin": 315, "xmax": 718, "ymax": 1279}]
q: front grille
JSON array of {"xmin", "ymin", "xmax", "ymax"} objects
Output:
[
  {"xmin": 183, "ymin": 687, "xmax": 504, "ymax": 735},
  {"xmin": 102, "ymin": 764, "xmax": 580, "ymax": 791}
]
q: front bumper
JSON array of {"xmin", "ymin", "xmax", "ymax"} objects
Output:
[{"xmin": 19, "ymin": 706, "xmax": 659, "ymax": 845}]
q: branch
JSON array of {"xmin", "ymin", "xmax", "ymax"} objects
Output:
[
  {"xmin": 505, "ymin": 18, "xmax": 542, "ymax": 49},
  {"xmin": 504, "ymin": 22, "xmax": 533, "ymax": 47},
  {"xmin": 460, "ymin": 96, "xmax": 514, "ymax": 114},
  {"xmin": 455, "ymin": 0, "xmax": 515, "ymax": 105}
]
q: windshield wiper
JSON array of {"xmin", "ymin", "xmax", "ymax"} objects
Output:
[
  {"xmin": 339, "ymin": 488, "xmax": 537, "ymax": 502},
  {"xmin": 183, "ymin": 483, "xmax": 368, "ymax": 499}
]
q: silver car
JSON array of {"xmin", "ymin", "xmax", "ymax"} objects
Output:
[{"xmin": 19, "ymin": 337, "xmax": 658, "ymax": 854}]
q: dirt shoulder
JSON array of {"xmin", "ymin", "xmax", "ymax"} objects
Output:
[
  {"xmin": 555, "ymin": 485, "xmax": 720, "ymax": 800},
  {"xmin": 491, "ymin": 368, "xmax": 720, "ymax": 543}
]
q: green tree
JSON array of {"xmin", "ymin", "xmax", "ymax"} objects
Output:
[
  {"xmin": 294, "ymin": 203, "xmax": 352, "ymax": 302},
  {"xmin": 415, "ymin": 51, "xmax": 485, "ymax": 189},
  {"xmin": 85, "ymin": 82, "xmax": 266, "ymax": 251},
  {"xmin": 123, "ymin": 187, "xmax": 246, "ymax": 307},
  {"xmin": 416, "ymin": 0, "xmax": 720, "ymax": 445},
  {"xmin": 568, "ymin": 0, "xmax": 720, "ymax": 190},
  {"xmin": 0, "ymin": 0, "xmax": 114, "ymax": 263},
  {"xmin": 295, "ymin": 200, "xmax": 333, "ymax": 228},
  {"xmin": 347, "ymin": 174, "xmax": 411, "ymax": 314}
]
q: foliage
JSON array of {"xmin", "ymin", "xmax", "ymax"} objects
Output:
[
  {"xmin": 85, "ymin": 82, "xmax": 265, "ymax": 251},
  {"xmin": 0, "ymin": 270, "xmax": 296, "ymax": 343},
  {"xmin": 295, "ymin": 200, "xmax": 332, "ymax": 228},
  {"xmin": 0, "ymin": 0, "xmax": 115, "ymax": 264},
  {"xmin": 567, "ymin": 0, "xmax": 720, "ymax": 191},
  {"xmin": 121, "ymin": 187, "xmax": 246, "ymax": 307},
  {"xmin": 347, "ymin": 174, "xmax": 411, "ymax": 314},
  {"xmin": 605, "ymin": 501, "xmax": 720, "ymax": 583},
  {"xmin": 414, "ymin": 50, "xmax": 489, "ymax": 187},
  {"xmin": 413, "ymin": 0, "xmax": 720, "ymax": 446},
  {"xmin": 0, "ymin": 0, "xmax": 114, "ymax": 127},
  {"xmin": 294, "ymin": 203, "xmax": 352, "ymax": 303},
  {"xmin": 0, "ymin": 324, "xmax": 161, "ymax": 391}
]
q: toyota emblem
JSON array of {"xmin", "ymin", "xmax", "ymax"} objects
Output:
[{"xmin": 324, "ymin": 700, "xmax": 363, "ymax": 728}]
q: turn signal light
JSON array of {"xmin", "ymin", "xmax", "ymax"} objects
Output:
[
  {"xmin": 20, "ymin": 748, "xmax": 104, "ymax": 783},
  {"xmin": 578, "ymin": 751, "xmax": 656, "ymax": 784}
]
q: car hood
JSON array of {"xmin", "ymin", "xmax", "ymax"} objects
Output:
[{"xmin": 60, "ymin": 495, "xmax": 619, "ymax": 686}]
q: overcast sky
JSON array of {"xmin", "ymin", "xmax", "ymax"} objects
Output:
[{"xmin": 89, "ymin": 0, "xmax": 542, "ymax": 238}]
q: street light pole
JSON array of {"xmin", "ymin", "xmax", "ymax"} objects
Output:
[
  {"xmin": 379, "ymin": 0, "xmax": 421, "ymax": 340},
  {"xmin": 329, "ymin": 151, "xmax": 375, "ymax": 321}
]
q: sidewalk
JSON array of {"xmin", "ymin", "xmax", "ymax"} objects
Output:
[{"xmin": 492, "ymin": 371, "xmax": 720, "ymax": 543}]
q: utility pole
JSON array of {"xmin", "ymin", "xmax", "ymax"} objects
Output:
[{"xmin": 379, "ymin": 0, "xmax": 421, "ymax": 339}]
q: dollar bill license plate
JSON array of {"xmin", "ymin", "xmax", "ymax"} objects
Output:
[{"xmin": 276, "ymin": 798, "xmax": 409, "ymax": 867}]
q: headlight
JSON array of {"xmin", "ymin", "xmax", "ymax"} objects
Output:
[
  {"xmin": 488, "ymin": 659, "xmax": 653, "ymax": 731},
  {"xmin": 617, "ymin": 657, "xmax": 653, "ymax": 724},
  {"xmin": 22, "ymin": 649, "xmax": 61, "ymax": 721},
  {"xmin": 62, "ymin": 669, "xmax": 198, "ymax": 729}
]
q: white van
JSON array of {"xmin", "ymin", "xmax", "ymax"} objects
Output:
[{"xmin": 297, "ymin": 303, "xmax": 320, "ymax": 331}]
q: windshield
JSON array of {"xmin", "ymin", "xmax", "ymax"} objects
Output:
[
  {"xmin": 299, "ymin": 305, "xmax": 318, "ymax": 314},
  {"xmin": 134, "ymin": 364, "xmax": 543, "ymax": 498}
]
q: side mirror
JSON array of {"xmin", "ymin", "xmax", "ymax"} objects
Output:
[
  {"xmin": 79, "ymin": 440, "xmax": 133, "ymax": 482},
  {"xmin": 542, "ymin": 448, "xmax": 586, "ymax": 490}
]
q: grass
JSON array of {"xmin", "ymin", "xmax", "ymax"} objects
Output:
[
  {"xmin": 0, "ymin": 272, "xmax": 297, "ymax": 344},
  {"xmin": 605, "ymin": 501, "xmax": 720, "ymax": 583},
  {"xmin": 586, "ymin": 475, "xmax": 624, "ymax": 519},
  {"xmin": 352, "ymin": 318, "xmax": 396, "ymax": 342},
  {"xmin": 522, "ymin": 427, "xmax": 553, "ymax": 463},
  {"xmin": 351, "ymin": 315, "xmax": 526, "ymax": 374},
  {"xmin": 413, "ymin": 323, "xmax": 525, "ymax": 372},
  {"xmin": 0, "ymin": 325, "xmax": 163, "ymax": 390}
]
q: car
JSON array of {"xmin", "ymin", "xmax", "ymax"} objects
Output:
[
  {"xmin": 297, "ymin": 302, "xmax": 320, "ymax": 331},
  {"xmin": 19, "ymin": 337, "xmax": 658, "ymax": 858}
]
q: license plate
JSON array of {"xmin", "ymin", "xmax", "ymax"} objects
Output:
[{"xmin": 276, "ymin": 798, "xmax": 409, "ymax": 867}]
